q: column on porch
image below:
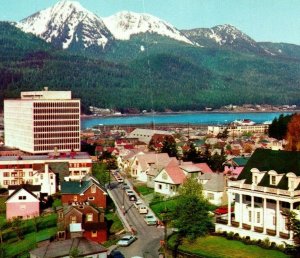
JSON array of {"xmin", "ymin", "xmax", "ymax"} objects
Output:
[
  {"xmin": 227, "ymin": 190, "xmax": 231, "ymax": 226},
  {"xmin": 251, "ymin": 195, "xmax": 254, "ymax": 231},
  {"xmin": 239, "ymin": 193, "xmax": 243, "ymax": 228},
  {"xmin": 276, "ymin": 199, "xmax": 280, "ymax": 237},
  {"xmin": 289, "ymin": 202, "xmax": 294, "ymax": 240},
  {"xmin": 263, "ymin": 197, "xmax": 267, "ymax": 234}
]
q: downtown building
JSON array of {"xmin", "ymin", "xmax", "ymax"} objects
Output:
[{"xmin": 4, "ymin": 88, "xmax": 80, "ymax": 154}]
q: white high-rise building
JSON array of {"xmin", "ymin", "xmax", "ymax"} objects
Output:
[{"xmin": 4, "ymin": 88, "xmax": 80, "ymax": 154}]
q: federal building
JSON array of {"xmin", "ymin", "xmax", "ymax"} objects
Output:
[{"xmin": 4, "ymin": 88, "xmax": 80, "ymax": 154}]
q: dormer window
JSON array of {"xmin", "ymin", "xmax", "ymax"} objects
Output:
[
  {"xmin": 271, "ymin": 175, "xmax": 276, "ymax": 185},
  {"xmin": 254, "ymin": 176, "xmax": 258, "ymax": 184}
]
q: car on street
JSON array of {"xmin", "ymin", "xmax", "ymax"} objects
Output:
[
  {"xmin": 117, "ymin": 235, "xmax": 137, "ymax": 246},
  {"xmin": 128, "ymin": 194, "xmax": 137, "ymax": 201},
  {"xmin": 108, "ymin": 250, "xmax": 125, "ymax": 258},
  {"xmin": 116, "ymin": 177, "xmax": 124, "ymax": 183},
  {"xmin": 144, "ymin": 214, "xmax": 157, "ymax": 225},
  {"xmin": 125, "ymin": 189, "xmax": 134, "ymax": 195},
  {"xmin": 138, "ymin": 205, "xmax": 148, "ymax": 214}
]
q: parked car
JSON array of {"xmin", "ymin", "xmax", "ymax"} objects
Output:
[
  {"xmin": 138, "ymin": 205, "xmax": 148, "ymax": 214},
  {"xmin": 125, "ymin": 189, "xmax": 134, "ymax": 195},
  {"xmin": 144, "ymin": 214, "xmax": 157, "ymax": 225},
  {"xmin": 128, "ymin": 194, "xmax": 137, "ymax": 201},
  {"xmin": 116, "ymin": 177, "xmax": 124, "ymax": 183},
  {"xmin": 109, "ymin": 250, "xmax": 125, "ymax": 258},
  {"xmin": 117, "ymin": 235, "xmax": 137, "ymax": 246}
]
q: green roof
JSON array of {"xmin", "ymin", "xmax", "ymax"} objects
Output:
[
  {"xmin": 61, "ymin": 181, "xmax": 92, "ymax": 194},
  {"xmin": 237, "ymin": 149, "xmax": 300, "ymax": 190},
  {"xmin": 232, "ymin": 157, "xmax": 250, "ymax": 166}
]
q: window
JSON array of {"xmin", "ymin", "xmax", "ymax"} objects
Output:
[
  {"xmin": 91, "ymin": 185, "xmax": 96, "ymax": 193},
  {"xmin": 58, "ymin": 212, "xmax": 63, "ymax": 219},
  {"xmin": 73, "ymin": 196, "xmax": 78, "ymax": 201},
  {"xmin": 3, "ymin": 180, "xmax": 9, "ymax": 185},
  {"xmin": 3, "ymin": 172, "xmax": 9, "ymax": 177},
  {"xmin": 58, "ymin": 231, "xmax": 65, "ymax": 239},
  {"xmin": 70, "ymin": 216, "xmax": 76, "ymax": 224},
  {"xmin": 207, "ymin": 193, "xmax": 214, "ymax": 200},
  {"xmin": 88, "ymin": 197, "xmax": 95, "ymax": 201},
  {"xmin": 86, "ymin": 213, "xmax": 93, "ymax": 222},
  {"xmin": 29, "ymin": 172, "xmax": 33, "ymax": 177},
  {"xmin": 18, "ymin": 196, "xmax": 26, "ymax": 200},
  {"xmin": 257, "ymin": 212, "xmax": 261, "ymax": 223},
  {"xmin": 158, "ymin": 184, "xmax": 162, "ymax": 190},
  {"xmin": 249, "ymin": 210, "xmax": 252, "ymax": 222},
  {"xmin": 253, "ymin": 176, "xmax": 258, "ymax": 184},
  {"xmin": 271, "ymin": 175, "xmax": 276, "ymax": 185},
  {"xmin": 91, "ymin": 230, "xmax": 97, "ymax": 237}
]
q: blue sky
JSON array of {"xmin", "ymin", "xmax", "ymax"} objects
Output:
[{"xmin": 1, "ymin": 0, "xmax": 300, "ymax": 45}]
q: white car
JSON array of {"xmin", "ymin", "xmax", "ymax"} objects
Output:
[
  {"xmin": 144, "ymin": 214, "xmax": 157, "ymax": 225},
  {"xmin": 117, "ymin": 235, "xmax": 137, "ymax": 246},
  {"xmin": 138, "ymin": 205, "xmax": 148, "ymax": 214}
]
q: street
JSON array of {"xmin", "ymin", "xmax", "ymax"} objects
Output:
[{"xmin": 109, "ymin": 180, "xmax": 165, "ymax": 257}]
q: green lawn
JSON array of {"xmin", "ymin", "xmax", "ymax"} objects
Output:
[
  {"xmin": 4, "ymin": 227, "xmax": 57, "ymax": 257},
  {"xmin": 168, "ymin": 235, "xmax": 290, "ymax": 258},
  {"xmin": 135, "ymin": 185, "xmax": 154, "ymax": 196},
  {"xmin": 105, "ymin": 210, "xmax": 123, "ymax": 234},
  {"xmin": 150, "ymin": 198, "xmax": 178, "ymax": 219}
]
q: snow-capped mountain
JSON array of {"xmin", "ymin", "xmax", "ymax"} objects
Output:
[
  {"xmin": 17, "ymin": 0, "xmax": 113, "ymax": 49},
  {"xmin": 182, "ymin": 24, "xmax": 273, "ymax": 54},
  {"xmin": 103, "ymin": 11, "xmax": 192, "ymax": 44},
  {"xmin": 17, "ymin": 0, "xmax": 192, "ymax": 51}
]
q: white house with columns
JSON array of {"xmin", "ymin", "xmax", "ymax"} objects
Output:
[{"xmin": 215, "ymin": 148, "xmax": 300, "ymax": 246}]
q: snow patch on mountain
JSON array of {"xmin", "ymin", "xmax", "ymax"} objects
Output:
[
  {"xmin": 103, "ymin": 11, "xmax": 192, "ymax": 45},
  {"xmin": 17, "ymin": 0, "xmax": 112, "ymax": 49}
]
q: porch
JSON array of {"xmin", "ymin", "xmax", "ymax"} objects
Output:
[{"xmin": 215, "ymin": 217, "xmax": 293, "ymax": 246}]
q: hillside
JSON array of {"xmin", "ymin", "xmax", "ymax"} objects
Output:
[{"xmin": 1, "ymin": 21, "xmax": 300, "ymax": 113}]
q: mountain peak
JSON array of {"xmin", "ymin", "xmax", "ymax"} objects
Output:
[
  {"xmin": 103, "ymin": 10, "xmax": 192, "ymax": 44},
  {"xmin": 17, "ymin": 0, "xmax": 112, "ymax": 49}
]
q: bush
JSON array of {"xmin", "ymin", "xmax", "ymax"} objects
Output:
[
  {"xmin": 233, "ymin": 233, "xmax": 240, "ymax": 240},
  {"xmin": 226, "ymin": 231, "xmax": 234, "ymax": 240},
  {"xmin": 243, "ymin": 236, "xmax": 252, "ymax": 245}
]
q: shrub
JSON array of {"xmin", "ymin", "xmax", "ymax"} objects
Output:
[
  {"xmin": 243, "ymin": 236, "xmax": 252, "ymax": 245},
  {"xmin": 226, "ymin": 231, "xmax": 234, "ymax": 240},
  {"xmin": 233, "ymin": 233, "xmax": 240, "ymax": 240}
]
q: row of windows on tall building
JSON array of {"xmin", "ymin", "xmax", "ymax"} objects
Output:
[
  {"xmin": 33, "ymin": 114, "xmax": 79, "ymax": 120},
  {"xmin": 34, "ymin": 144, "xmax": 80, "ymax": 151},
  {"xmin": 34, "ymin": 132, "xmax": 79, "ymax": 139},
  {"xmin": 34, "ymin": 138, "xmax": 79, "ymax": 145},
  {"xmin": 33, "ymin": 102, "xmax": 79, "ymax": 108},
  {"xmin": 34, "ymin": 120, "xmax": 79, "ymax": 126},
  {"xmin": 34, "ymin": 126, "xmax": 80, "ymax": 133},
  {"xmin": 33, "ymin": 108, "xmax": 79, "ymax": 114}
]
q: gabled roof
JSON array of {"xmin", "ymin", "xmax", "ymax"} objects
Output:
[
  {"xmin": 8, "ymin": 184, "xmax": 41, "ymax": 192},
  {"xmin": 29, "ymin": 237, "xmax": 107, "ymax": 257},
  {"xmin": 237, "ymin": 149, "xmax": 300, "ymax": 189},
  {"xmin": 194, "ymin": 163, "xmax": 213, "ymax": 173},
  {"xmin": 6, "ymin": 187, "xmax": 39, "ymax": 202},
  {"xmin": 199, "ymin": 173, "xmax": 225, "ymax": 192},
  {"xmin": 136, "ymin": 153, "xmax": 171, "ymax": 171},
  {"xmin": 164, "ymin": 165, "xmax": 186, "ymax": 184}
]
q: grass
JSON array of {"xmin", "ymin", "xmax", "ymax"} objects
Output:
[
  {"xmin": 150, "ymin": 197, "xmax": 178, "ymax": 220},
  {"xmin": 134, "ymin": 185, "xmax": 154, "ymax": 196},
  {"xmin": 168, "ymin": 235, "xmax": 290, "ymax": 258},
  {"xmin": 4, "ymin": 227, "xmax": 57, "ymax": 257},
  {"xmin": 105, "ymin": 210, "xmax": 124, "ymax": 234}
]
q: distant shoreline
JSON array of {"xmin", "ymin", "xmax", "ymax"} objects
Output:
[{"xmin": 81, "ymin": 110, "xmax": 297, "ymax": 119}]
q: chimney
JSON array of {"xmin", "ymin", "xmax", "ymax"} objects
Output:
[{"xmin": 44, "ymin": 86, "xmax": 48, "ymax": 91}]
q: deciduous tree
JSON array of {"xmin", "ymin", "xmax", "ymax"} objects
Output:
[{"xmin": 286, "ymin": 114, "xmax": 300, "ymax": 151}]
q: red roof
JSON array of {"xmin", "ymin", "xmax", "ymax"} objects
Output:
[
  {"xmin": 165, "ymin": 165, "xmax": 186, "ymax": 184},
  {"xmin": 194, "ymin": 163, "xmax": 213, "ymax": 173}
]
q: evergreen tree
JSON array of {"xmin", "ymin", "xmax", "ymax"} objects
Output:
[{"xmin": 161, "ymin": 136, "xmax": 178, "ymax": 158}]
